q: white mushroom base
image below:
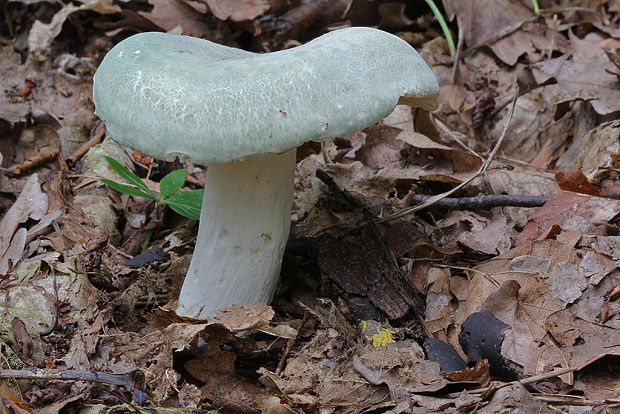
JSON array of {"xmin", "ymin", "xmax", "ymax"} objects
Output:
[{"xmin": 176, "ymin": 150, "xmax": 296, "ymax": 320}]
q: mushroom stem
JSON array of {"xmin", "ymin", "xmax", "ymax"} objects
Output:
[{"xmin": 176, "ymin": 150, "xmax": 296, "ymax": 319}]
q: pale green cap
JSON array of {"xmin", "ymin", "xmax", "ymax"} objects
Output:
[{"xmin": 93, "ymin": 27, "xmax": 439, "ymax": 163}]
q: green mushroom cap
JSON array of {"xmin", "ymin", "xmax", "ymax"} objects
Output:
[{"xmin": 93, "ymin": 27, "xmax": 439, "ymax": 164}]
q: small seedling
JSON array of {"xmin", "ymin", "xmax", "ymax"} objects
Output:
[
  {"xmin": 101, "ymin": 156, "xmax": 203, "ymax": 220},
  {"xmin": 425, "ymin": 0, "xmax": 455, "ymax": 56}
]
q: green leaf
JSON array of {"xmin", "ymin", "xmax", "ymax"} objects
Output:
[
  {"xmin": 101, "ymin": 179, "xmax": 157, "ymax": 199},
  {"xmin": 162, "ymin": 189, "xmax": 204, "ymax": 220},
  {"xmin": 160, "ymin": 169, "xmax": 186, "ymax": 200},
  {"xmin": 104, "ymin": 156, "xmax": 157, "ymax": 200}
]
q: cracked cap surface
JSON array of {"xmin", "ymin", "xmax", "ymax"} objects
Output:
[{"xmin": 93, "ymin": 27, "xmax": 439, "ymax": 164}]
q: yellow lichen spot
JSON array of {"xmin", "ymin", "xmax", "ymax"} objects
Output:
[{"xmin": 360, "ymin": 320, "xmax": 396, "ymax": 348}]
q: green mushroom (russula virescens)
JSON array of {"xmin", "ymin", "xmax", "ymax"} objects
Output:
[{"xmin": 93, "ymin": 27, "xmax": 439, "ymax": 320}]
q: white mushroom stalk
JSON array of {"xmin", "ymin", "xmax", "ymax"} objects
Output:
[
  {"xmin": 92, "ymin": 27, "xmax": 439, "ymax": 320},
  {"xmin": 177, "ymin": 151, "xmax": 295, "ymax": 319}
]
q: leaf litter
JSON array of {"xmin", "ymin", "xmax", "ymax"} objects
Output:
[{"xmin": 1, "ymin": 0, "xmax": 619, "ymax": 412}]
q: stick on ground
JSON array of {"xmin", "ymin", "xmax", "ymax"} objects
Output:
[{"xmin": 0, "ymin": 368, "xmax": 134, "ymax": 388}]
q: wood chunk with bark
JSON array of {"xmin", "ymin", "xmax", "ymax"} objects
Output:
[
  {"xmin": 315, "ymin": 169, "xmax": 426, "ymax": 328},
  {"xmin": 318, "ymin": 227, "xmax": 425, "ymax": 322}
]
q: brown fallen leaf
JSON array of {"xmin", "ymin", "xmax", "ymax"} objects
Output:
[
  {"xmin": 378, "ymin": 2, "xmax": 414, "ymax": 30},
  {"xmin": 545, "ymin": 307, "xmax": 620, "ymax": 371},
  {"xmin": 177, "ymin": 383, "xmax": 202, "ymax": 409},
  {"xmin": 185, "ymin": 349, "xmax": 236, "ymax": 381},
  {"xmin": 261, "ymin": 0, "xmax": 352, "ymax": 35},
  {"xmin": 397, "ymin": 130, "xmax": 482, "ymax": 173},
  {"xmin": 531, "ymin": 32, "xmax": 620, "ymax": 116},
  {"xmin": 138, "ymin": 0, "xmax": 215, "ymax": 38},
  {"xmin": 489, "ymin": 26, "xmax": 569, "ymax": 66},
  {"xmin": 164, "ymin": 323, "xmax": 209, "ymax": 351},
  {"xmin": 445, "ymin": 359, "xmax": 491, "ymax": 386},
  {"xmin": 485, "ymin": 382, "xmax": 554, "ymax": 413},
  {"xmin": 0, "ymin": 227, "xmax": 27, "ymax": 275},
  {"xmin": 0, "ymin": 174, "xmax": 48, "ymax": 274},
  {"xmin": 556, "ymin": 169, "xmax": 600, "ymax": 196},
  {"xmin": 572, "ymin": 352, "xmax": 620, "ymax": 402},
  {"xmin": 436, "ymin": 210, "xmax": 517, "ymax": 256},
  {"xmin": 517, "ymin": 191, "xmax": 620, "ymax": 245},
  {"xmin": 255, "ymin": 395, "xmax": 300, "ymax": 413},
  {"xmin": 212, "ymin": 302, "xmax": 275, "ymax": 331},
  {"xmin": 442, "ymin": 0, "xmax": 532, "ymax": 49},
  {"xmin": 353, "ymin": 347, "xmax": 456, "ymax": 412},
  {"xmin": 384, "ymin": 220, "xmax": 461, "ymax": 259},
  {"xmin": 563, "ymin": 120, "xmax": 620, "ymax": 186},
  {"xmin": 28, "ymin": 0, "xmax": 120, "ymax": 61},
  {"xmin": 204, "ymin": 0, "xmax": 270, "ymax": 21},
  {"xmin": 0, "ymin": 383, "xmax": 36, "ymax": 414},
  {"xmin": 200, "ymin": 373, "xmax": 271, "ymax": 412}
]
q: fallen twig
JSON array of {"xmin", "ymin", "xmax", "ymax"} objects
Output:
[
  {"xmin": 407, "ymin": 194, "xmax": 548, "ymax": 210},
  {"xmin": 66, "ymin": 127, "xmax": 106, "ymax": 166},
  {"xmin": 487, "ymin": 83, "xmax": 547, "ymax": 123},
  {"xmin": 433, "ymin": 116, "xmax": 482, "ymax": 159},
  {"xmin": 0, "ymin": 149, "xmax": 60, "ymax": 176},
  {"xmin": 533, "ymin": 393, "xmax": 620, "ymax": 407},
  {"xmin": 275, "ymin": 312, "xmax": 310, "ymax": 376},
  {"xmin": 377, "ymin": 87, "xmax": 520, "ymax": 224},
  {"xmin": 0, "ymin": 368, "xmax": 135, "ymax": 388},
  {"xmin": 450, "ymin": 15, "xmax": 465, "ymax": 84},
  {"xmin": 496, "ymin": 155, "xmax": 555, "ymax": 173}
]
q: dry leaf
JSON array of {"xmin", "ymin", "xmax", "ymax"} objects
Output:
[
  {"xmin": 164, "ymin": 323, "xmax": 208, "ymax": 351},
  {"xmin": 28, "ymin": 0, "xmax": 120, "ymax": 60},
  {"xmin": 0, "ymin": 174, "xmax": 47, "ymax": 274},
  {"xmin": 436, "ymin": 210, "xmax": 517, "ymax": 255},
  {"xmin": 531, "ymin": 35, "xmax": 620, "ymax": 116},
  {"xmin": 204, "ymin": 0, "xmax": 270, "ymax": 21},
  {"xmin": 138, "ymin": 0, "xmax": 213, "ymax": 37},
  {"xmin": 442, "ymin": 0, "xmax": 532, "ymax": 48},
  {"xmin": 517, "ymin": 191, "xmax": 620, "ymax": 245}
]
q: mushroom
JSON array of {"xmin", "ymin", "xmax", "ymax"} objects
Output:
[{"xmin": 93, "ymin": 27, "xmax": 439, "ymax": 319}]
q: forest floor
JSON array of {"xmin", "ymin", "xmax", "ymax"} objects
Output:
[{"xmin": 0, "ymin": 0, "xmax": 619, "ymax": 412}]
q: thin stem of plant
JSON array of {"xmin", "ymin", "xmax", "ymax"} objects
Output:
[{"xmin": 425, "ymin": 0, "xmax": 455, "ymax": 56}]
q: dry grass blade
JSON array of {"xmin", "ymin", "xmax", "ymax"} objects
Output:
[{"xmin": 468, "ymin": 366, "xmax": 578, "ymax": 396}]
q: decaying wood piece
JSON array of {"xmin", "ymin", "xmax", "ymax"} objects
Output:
[{"xmin": 315, "ymin": 169, "xmax": 426, "ymax": 327}]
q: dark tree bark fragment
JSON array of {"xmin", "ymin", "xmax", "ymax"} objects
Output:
[{"xmin": 315, "ymin": 170, "xmax": 425, "ymax": 325}]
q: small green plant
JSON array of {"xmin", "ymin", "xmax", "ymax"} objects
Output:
[
  {"xmin": 425, "ymin": 0, "xmax": 455, "ymax": 56},
  {"xmin": 101, "ymin": 156, "xmax": 203, "ymax": 220}
]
